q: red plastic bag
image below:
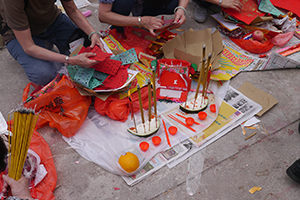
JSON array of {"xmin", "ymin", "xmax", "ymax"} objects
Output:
[
  {"xmin": 0, "ymin": 130, "xmax": 57, "ymax": 200},
  {"xmin": 271, "ymin": 32, "xmax": 294, "ymax": 47},
  {"xmin": 94, "ymin": 86, "xmax": 150, "ymax": 122},
  {"xmin": 22, "ymin": 75, "xmax": 91, "ymax": 137},
  {"xmin": 230, "ymin": 32, "xmax": 274, "ymax": 54}
]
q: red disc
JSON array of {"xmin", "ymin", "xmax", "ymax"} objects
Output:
[
  {"xmin": 185, "ymin": 117, "xmax": 195, "ymax": 126},
  {"xmin": 168, "ymin": 126, "xmax": 178, "ymax": 135},
  {"xmin": 152, "ymin": 136, "xmax": 161, "ymax": 146},
  {"xmin": 198, "ymin": 111, "xmax": 207, "ymax": 120},
  {"xmin": 139, "ymin": 142, "xmax": 149, "ymax": 152},
  {"xmin": 210, "ymin": 104, "xmax": 216, "ymax": 113}
]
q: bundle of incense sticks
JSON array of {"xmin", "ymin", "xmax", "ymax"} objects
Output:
[{"xmin": 8, "ymin": 108, "xmax": 39, "ymax": 181}]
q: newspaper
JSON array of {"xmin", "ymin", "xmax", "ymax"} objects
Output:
[
  {"xmin": 122, "ymin": 86, "xmax": 262, "ymax": 185},
  {"xmin": 260, "ymin": 52, "xmax": 300, "ymax": 70},
  {"xmin": 167, "ymin": 86, "xmax": 262, "ymax": 168}
]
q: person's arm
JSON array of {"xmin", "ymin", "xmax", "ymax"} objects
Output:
[
  {"xmin": 171, "ymin": 0, "xmax": 189, "ymax": 30},
  {"xmin": 13, "ymin": 28, "xmax": 98, "ymax": 68},
  {"xmin": 98, "ymin": 2, "xmax": 164, "ymax": 36},
  {"xmin": 2, "ymin": 175, "xmax": 34, "ymax": 200},
  {"xmin": 206, "ymin": 0, "xmax": 242, "ymax": 11},
  {"xmin": 62, "ymin": 0, "xmax": 104, "ymax": 50}
]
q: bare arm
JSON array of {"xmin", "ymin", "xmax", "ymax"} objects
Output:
[
  {"xmin": 62, "ymin": 0, "xmax": 104, "ymax": 50},
  {"xmin": 205, "ymin": 0, "xmax": 242, "ymax": 11},
  {"xmin": 98, "ymin": 2, "xmax": 164, "ymax": 36},
  {"xmin": 171, "ymin": 0, "xmax": 189, "ymax": 30}
]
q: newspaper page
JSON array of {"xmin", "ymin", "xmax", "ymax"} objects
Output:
[
  {"xmin": 121, "ymin": 142, "xmax": 190, "ymax": 186},
  {"xmin": 122, "ymin": 86, "xmax": 262, "ymax": 185},
  {"xmin": 260, "ymin": 52, "xmax": 300, "ymax": 70},
  {"xmin": 167, "ymin": 85, "xmax": 262, "ymax": 168}
]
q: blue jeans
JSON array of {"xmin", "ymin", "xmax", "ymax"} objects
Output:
[
  {"xmin": 111, "ymin": 0, "xmax": 179, "ymax": 33},
  {"xmin": 6, "ymin": 13, "xmax": 77, "ymax": 86}
]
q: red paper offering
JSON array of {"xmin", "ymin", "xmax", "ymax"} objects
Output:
[
  {"xmin": 79, "ymin": 46, "xmax": 112, "ymax": 62},
  {"xmin": 92, "ymin": 58, "xmax": 122, "ymax": 75},
  {"xmin": 270, "ymin": 0, "xmax": 300, "ymax": 18},
  {"xmin": 223, "ymin": 0, "xmax": 265, "ymax": 25},
  {"xmin": 94, "ymin": 66, "xmax": 128, "ymax": 90}
]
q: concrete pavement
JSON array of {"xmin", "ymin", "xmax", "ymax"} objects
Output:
[{"xmin": 0, "ymin": 0, "xmax": 300, "ymax": 199}]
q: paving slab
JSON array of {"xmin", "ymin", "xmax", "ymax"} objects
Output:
[{"xmin": 0, "ymin": 1, "xmax": 300, "ymax": 200}]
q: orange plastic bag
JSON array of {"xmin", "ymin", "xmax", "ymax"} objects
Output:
[
  {"xmin": 22, "ymin": 75, "xmax": 91, "ymax": 137},
  {"xmin": 230, "ymin": 32, "xmax": 274, "ymax": 54},
  {"xmin": 0, "ymin": 130, "xmax": 57, "ymax": 200},
  {"xmin": 94, "ymin": 86, "xmax": 150, "ymax": 122}
]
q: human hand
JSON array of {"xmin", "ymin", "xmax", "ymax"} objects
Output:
[
  {"xmin": 72, "ymin": 52, "xmax": 99, "ymax": 68},
  {"xmin": 140, "ymin": 16, "xmax": 164, "ymax": 37},
  {"xmin": 170, "ymin": 9, "xmax": 186, "ymax": 30},
  {"xmin": 89, "ymin": 33, "xmax": 105, "ymax": 51},
  {"xmin": 2, "ymin": 175, "xmax": 34, "ymax": 200},
  {"xmin": 220, "ymin": 0, "xmax": 242, "ymax": 11}
]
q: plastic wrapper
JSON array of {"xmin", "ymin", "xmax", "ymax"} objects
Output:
[{"xmin": 230, "ymin": 32, "xmax": 274, "ymax": 54}]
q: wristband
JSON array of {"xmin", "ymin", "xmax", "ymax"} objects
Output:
[
  {"xmin": 65, "ymin": 56, "xmax": 69, "ymax": 65},
  {"xmin": 88, "ymin": 31, "xmax": 101, "ymax": 41},
  {"xmin": 138, "ymin": 16, "xmax": 142, "ymax": 28},
  {"xmin": 174, "ymin": 6, "xmax": 187, "ymax": 16},
  {"xmin": 218, "ymin": 0, "xmax": 223, "ymax": 6}
]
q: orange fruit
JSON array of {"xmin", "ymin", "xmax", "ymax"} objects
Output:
[{"xmin": 118, "ymin": 152, "xmax": 139, "ymax": 173}]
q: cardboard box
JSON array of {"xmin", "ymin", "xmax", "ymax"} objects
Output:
[{"xmin": 162, "ymin": 28, "xmax": 223, "ymax": 72}]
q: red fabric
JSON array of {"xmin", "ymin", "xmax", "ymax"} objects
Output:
[{"xmin": 270, "ymin": 0, "xmax": 300, "ymax": 18}]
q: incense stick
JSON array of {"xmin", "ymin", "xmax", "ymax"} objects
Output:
[
  {"xmin": 194, "ymin": 57, "xmax": 206, "ymax": 110},
  {"xmin": 8, "ymin": 108, "xmax": 38, "ymax": 181},
  {"xmin": 147, "ymin": 79, "xmax": 152, "ymax": 131},
  {"xmin": 137, "ymin": 84, "xmax": 146, "ymax": 133},
  {"xmin": 128, "ymin": 91, "xmax": 137, "ymax": 133},
  {"xmin": 201, "ymin": 54, "xmax": 212, "ymax": 101},
  {"xmin": 151, "ymin": 68, "xmax": 158, "ymax": 127}
]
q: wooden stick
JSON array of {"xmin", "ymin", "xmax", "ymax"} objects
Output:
[{"xmin": 245, "ymin": 132, "xmax": 257, "ymax": 140}]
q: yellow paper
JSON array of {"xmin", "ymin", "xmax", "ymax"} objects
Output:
[
  {"xmin": 103, "ymin": 35, "xmax": 126, "ymax": 52},
  {"xmin": 249, "ymin": 186, "xmax": 262, "ymax": 194},
  {"xmin": 210, "ymin": 45, "xmax": 254, "ymax": 81},
  {"xmin": 190, "ymin": 101, "xmax": 241, "ymax": 145}
]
